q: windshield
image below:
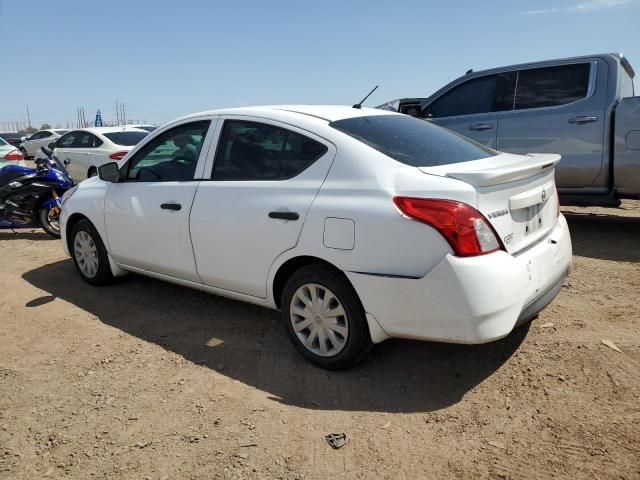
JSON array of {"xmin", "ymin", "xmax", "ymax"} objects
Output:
[
  {"xmin": 330, "ymin": 114, "xmax": 498, "ymax": 167},
  {"xmin": 104, "ymin": 131, "xmax": 148, "ymax": 146}
]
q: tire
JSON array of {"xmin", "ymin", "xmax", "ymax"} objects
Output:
[
  {"xmin": 281, "ymin": 264, "xmax": 372, "ymax": 370},
  {"xmin": 37, "ymin": 204, "xmax": 61, "ymax": 238},
  {"xmin": 70, "ymin": 219, "xmax": 114, "ymax": 286},
  {"xmin": 19, "ymin": 147, "xmax": 28, "ymax": 159},
  {"xmin": 87, "ymin": 167, "xmax": 97, "ymax": 178}
]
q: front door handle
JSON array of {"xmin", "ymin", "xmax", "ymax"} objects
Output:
[
  {"xmin": 161, "ymin": 203, "xmax": 182, "ymax": 211},
  {"xmin": 469, "ymin": 123, "xmax": 494, "ymax": 131},
  {"xmin": 568, "ymin": 116, "xmax": 598, "ymax": 124},
  {"xmin": 268, "ymin": 211, "xmax": 299, "ymax": 221}
]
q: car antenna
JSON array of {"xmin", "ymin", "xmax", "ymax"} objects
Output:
[{"xmin": 352, "ymin": 85, "xmax": 379, "ymax": 109}]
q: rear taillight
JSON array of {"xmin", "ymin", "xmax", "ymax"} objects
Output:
[
  {"xmin": 3, "ymin": 149, "xmax": 24, "ymax": 161},
  {"xmin": 393, "ymin": 197, "xmax": 503, "ymax": 257},
  {"xmin": 109, "ymin": 151, "xmax": 128, "ymax": 160}
]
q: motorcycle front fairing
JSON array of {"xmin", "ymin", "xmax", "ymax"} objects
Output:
[{"xmin": 0, "ymin": 165, "xmax": 73, "ymax": 227}]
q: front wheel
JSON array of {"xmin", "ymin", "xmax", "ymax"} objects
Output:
[
  {"xmin": 281, "ymin": 265, "xmax": 372, "ymax": 370},
  {"xmin": 70, "ymin": 219, "xmax": 114, "ymax": 285},
  {"xmin": 37, "ymin": 204, "xmax": 61, "ymax": 238}
]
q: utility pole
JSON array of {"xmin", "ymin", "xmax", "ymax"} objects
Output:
[
  {"xmin": 115, "ymin": 100, "xmax": 120, "ymax": 124},
  {"xmin": 121, "ymin": 103, "xmax": 126, "ymax": 125},
  {"xmin": 26, "ymin": 105, "xmax": 32, "ymax": 128}
]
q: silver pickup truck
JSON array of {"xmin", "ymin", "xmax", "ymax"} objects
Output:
[{"xmin": 380, "ymin": 53, "xmax": 639, "ymax": 206}]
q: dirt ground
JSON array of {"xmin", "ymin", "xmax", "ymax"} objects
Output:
[{"xmin": 0, "ymin": 201, "xmax": 639, "ymax": 480}]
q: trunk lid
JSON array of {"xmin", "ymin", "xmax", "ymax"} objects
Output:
[{"xmin": 420, "ymin": 153, "xmax": 560, "ymax": 254}]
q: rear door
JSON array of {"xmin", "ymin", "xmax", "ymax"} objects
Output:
[
  {"xmin": 190, "ymin": 117, "xmax": 335, "ymax": 298},
  {"xmin": 497, "ymin": 61, "xmax": 607, "ymax": 189},
  {"xmin": 422, "ymin": 72, "xmax": 516, "ymax": 149}
]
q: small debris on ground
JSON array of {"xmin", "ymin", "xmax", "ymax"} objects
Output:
[
  {"xmin": 601, "ymin": 339, "xmax": 622, "ymax": 353},
  {"xmin": 325, "ymin": 433, "xmax": 348, "ymax": 449}
]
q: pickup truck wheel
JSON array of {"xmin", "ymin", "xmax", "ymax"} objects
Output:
[
  {"xmin": 281, "ymin": 265, "xmax": 372, "ymax": 370},
  {"xmin": 70, "ymin": 219, "xmax": 114, "ymax": 286}
]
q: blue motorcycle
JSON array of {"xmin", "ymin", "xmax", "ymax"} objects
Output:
[{"xmin": 0, "ymin": 146, "xmax": 74, "ymax": 238}]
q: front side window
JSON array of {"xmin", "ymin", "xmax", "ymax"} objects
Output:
[
  {"xmin": 212, "ymin": 120, "xmax": 328, "ymax": 181},
  {"xmin": 125, "ymin": 120, "xmax": 210, "ymax": 182},
  {"xmin": 331, "ymin": 114, "xmax": 497, "ymax": 167},
  {"xmin": 514, "ymin": 63, "xmax": 591, "ymax": 110},
  {"xmin": 29, "ymin": 132, "xmax": 44, "ymax": 140},
  {"xmin": 40, "ymin": 131, "xmax": 52, "ymax": 138},
  {"xmin": 427, "ymin": 72, "xmax": 516, "ymax": 118},
  {"xmin": 57, "ymin": 132, "xmax": 77, "ymax": 148}
]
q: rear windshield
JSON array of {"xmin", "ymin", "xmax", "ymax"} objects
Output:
[
  {"xmin": 330, "ymin": 114, "xmax": 497, "ymax": 167},
  {"xmin": 104, "ymin": 131, "xmax": 148, "ymax": 146},
  {"xmin": 53, "ymin": 129, "xmax": 70, "ymax": 135}
]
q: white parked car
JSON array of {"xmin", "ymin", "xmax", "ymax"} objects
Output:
[
  {"xmin": 53, "ymin": 127, "xmax": 149, "ymax": 180},
  {"xmin": 19, "ymin": 129, "xmax": 69, "ymax": 158},
  {"xmin": 59, "ymin": 106, "xmax": 572, "ymax": 369}
]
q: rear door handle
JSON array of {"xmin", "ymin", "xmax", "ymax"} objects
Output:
[
  {"xmin": 268, "ymin": 211, "xmax": 299, "ymax": 221},
  {"xmin": 469, "ymin": 123, "xmax": 494, "ymax": 131},
  {"xmin": 568, "ymin": 116, "xmax": 598, "ymax": 124},
  {"xmin": 161, "ymin": 203, "xmax": 182, "ymax": 211}
]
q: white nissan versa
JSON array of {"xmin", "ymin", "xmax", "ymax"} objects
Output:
[{"xmin": 59, "ymin": 106, "xmax": 572, "ymax": 369}]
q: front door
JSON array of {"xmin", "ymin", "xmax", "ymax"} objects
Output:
[
  {"xmin": 423, "ymin": 72, "xmax": 516, "ymax": 149},
  {"xmin": 497, "ymin": 61, "xmax": 607, "ymax": 189},
  {"xmin": 104, "ymin": 118, "xmax": 214, "ymax": 282},
  {"xmin": 190, "ymin": 118, "xmax": 336, "ymax": 298}
]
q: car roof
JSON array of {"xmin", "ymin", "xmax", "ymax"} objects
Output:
[
  {"xmin": 178, "ymin": 105, "xmax": 399, "ymax": 124},
  {"xmin": 73, "ymin": 126, "xmax": 149, "ymax": 134},
  {"xmin": 461, "ymin": 52, "xmax": 626, "ymax": 78}
]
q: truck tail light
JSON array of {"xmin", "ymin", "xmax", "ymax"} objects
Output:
[{"xmin": 393, "ymin": 197, "xmax": 503, "ymax": 257}]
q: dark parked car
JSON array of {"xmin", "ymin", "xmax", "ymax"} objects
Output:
[{"xmin": 0, "ymin": 132, "xmax": 25, "ymax": 147}]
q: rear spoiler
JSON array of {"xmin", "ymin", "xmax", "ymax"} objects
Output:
[{"xmin": 419, "ymin": 153, "xmax": 561, "ymax": 187}]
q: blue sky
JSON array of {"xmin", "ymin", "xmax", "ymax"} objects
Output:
[{"xmin": 0, "ymin": 0, "xmax": 638, "ymax": 128}]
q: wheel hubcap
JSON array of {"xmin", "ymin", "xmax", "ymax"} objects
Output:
[
  {"xmin": 73, "ymin": 231, "xmax": 98, "ymax": 278},
  {"xmin": 290, "ymin": 283, "xmax": 349, "ymax": 357}
]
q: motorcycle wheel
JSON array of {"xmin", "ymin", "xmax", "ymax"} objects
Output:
[{"xmin": 38, "ymin": 205, "xmax": 61, "ymax": 238}]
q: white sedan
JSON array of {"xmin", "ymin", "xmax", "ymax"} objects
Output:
[
  {"xmin": 53, "ymin": 127, "xmax": 149, "ymax": 180},
  {"xmin": 19, "ymin": 129, "xmax": 70, "ymax": 158},
  {"xmin": 59, "ymin": 106, "xmax": 572, "ymax": 369}
]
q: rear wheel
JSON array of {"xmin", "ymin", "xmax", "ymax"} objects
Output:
[
  {"xmin": 281, "ymin": 265, "xmax": 372, "ymax": 370},
  {"xmin": 37, "ymin": 204, "xmax": 61, "ymax": 238},
  {"xmin": 70, "ymin": 219, "xmax": 114, "ymax": 285}
]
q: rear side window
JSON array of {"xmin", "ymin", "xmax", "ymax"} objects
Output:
[
  {"xmin": 515, "ymin": 63, "xmax": 590, "ymax": 110},
  {"xmin": 330, "ymin": 115, "xmax": 497, "ymax": 167},
  {"xmin": 427, "ymin": 72, "xmax": 516, "ymax": 118},
  {"xmin": 212, "ymin": 120, "xmax": 328, "ymax": 181},
  {"xmin": 104, "ymin": 131, "xmax": 148, "ymax": 146}
]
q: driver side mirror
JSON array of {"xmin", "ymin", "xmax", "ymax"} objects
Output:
[{"xmin": 98, "ymin": 162, "xmax": 119, "ymax": 182}]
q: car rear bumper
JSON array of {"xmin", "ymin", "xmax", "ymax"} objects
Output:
[{"xmin": 347, "ymin": 214, "xmax": 572, "ymax": 344}]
